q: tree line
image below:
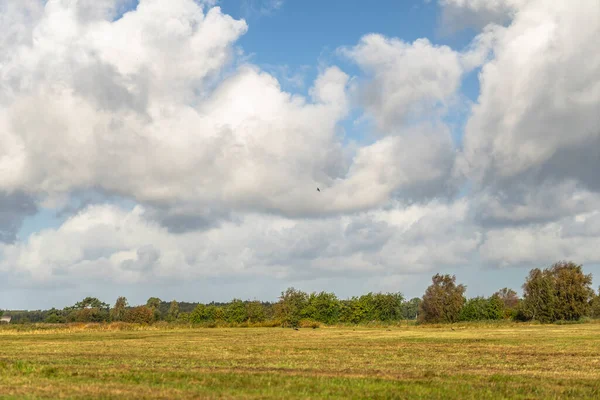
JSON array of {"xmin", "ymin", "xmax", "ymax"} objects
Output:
[{"xmin": 3, "ymin": 261, "xmax": 600, "ymax": 326}]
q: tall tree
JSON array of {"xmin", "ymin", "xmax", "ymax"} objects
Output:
[
  {"xmin": 146, "ymin": 297, "xmax": 162, "ymax": 321},
  {"xmin": 110, "ymin": 297, "xmax": 128, "ymax": 322},
  {"xmin": 493, "ymin": 288, "xmax": 519, "ymax": 310},
  {"xmin": 551, "ymin": 261, "xmax": 594, "ymax": 320},
  {"xmin": 275, "ymin": 287, "xmax": 308, "ymax": 328},
  {"xmin": 167, "ymin": 300, "xmax": 179, "ymax": 322},
  {"xmin": 64, "ymin": 297, "xmax": 110, "ymax": 323},
  {"xmin": 146, "ymin": 297, "xmax": 161, "ymax": 310},
  {"xmin": 591, "ymin": 288, "xmax": 600, "ymax": 319},
  {"xmin": 521, "ymin": 268, "xmax": 556, "ymax": 323},
  {"xmin": 419, "ymin": 274, "xmax": 466, "ymax": 323},
  {"xmin": 67, "ymin": 297, "xmax": 110, "ymax": 311},
  {"xmin": 522, "ymin": 262, "xmax": 594, "ymax": 322}
]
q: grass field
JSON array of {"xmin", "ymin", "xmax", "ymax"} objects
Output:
[{"xmin": 1, "ymin": 323, "xmax": 600, "ymax": 399}]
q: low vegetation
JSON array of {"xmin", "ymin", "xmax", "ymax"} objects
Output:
[{"xmin": 1, "ymin": 323, "xmax": 600, "ymax": 399}]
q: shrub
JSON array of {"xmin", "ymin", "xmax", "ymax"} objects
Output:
[{"xmin": 123, "ymin": 306, "xmax": 155, "ymax": 325}]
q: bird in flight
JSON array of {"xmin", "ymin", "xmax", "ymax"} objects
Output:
[{"xmin": 317, "ymin": 187, "xmax": 320, "ymax": 192}]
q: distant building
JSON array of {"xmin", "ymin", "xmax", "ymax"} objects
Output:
[{"xmin": 0, "ymin": 316, "xmax": 11, "ymax": 324}]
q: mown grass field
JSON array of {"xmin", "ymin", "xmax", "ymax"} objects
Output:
[{"xmin": 1, "ymin": 322, "xmax": 599, "ymax": 399}]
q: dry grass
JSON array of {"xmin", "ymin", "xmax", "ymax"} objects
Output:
[{"xmin": 1, "ymin": 323, "xmax": 600, "ymax": 399}]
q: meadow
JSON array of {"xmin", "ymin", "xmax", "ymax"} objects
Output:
[{"xmin": 1, "ymin": 322, "xmax": 600, "ymax": 399}]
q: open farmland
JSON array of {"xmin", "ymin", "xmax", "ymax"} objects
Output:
[{"xmin": 1, "ymin": 323, "xmax": 600, "ymax": 399}]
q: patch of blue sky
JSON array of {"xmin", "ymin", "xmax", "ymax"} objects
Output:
[
  {"xmin": 17, "ymin": 192, "xmax": 138, "ymax": 241},
  {"xmin": 17, "ymin": 207, "xmax": 63, "ymax": 241},
  {"xmin": 113, "ymin": 0, "xmax": 140, "ymax": 21}
]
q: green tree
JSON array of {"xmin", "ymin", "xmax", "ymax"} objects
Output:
[
  {"xmin": 402, "ymin": 298, "xmax": 422, "ymax": 320},
  {"xmin": 275, "ymin": 287, "xmax": 308, "ymax": 327},
  {"xmin": 246, "ymin": 301, "xmax": 266, "ymax": 323},
  {"xmin": 419, "ymin": 274, "xmax": 466, "ymax": 323},
  {"xmin": 348, "ymin": 294, "xmax": 376, "ymax": 323},
  {"xmin": 146, "ymin": 297, "xmax": 161, "ymax": 310},
  {"xmin": 591, "ymin": 289, "xmax": 600, "ymax": 319},
  {"xmin": 110, "ymin": 297, "xmax": 128, "ymax": 322},
  {"xmin": 67, "ymin": 297, "xmax": 110, "ymax": 311},
  {"xmin": 521, "ymin": 262, "xmax": 593, "ymax": 322},
  {"xmin": 494, "ymin": 288, "xmax": 519, "ymax": 309},
  {"xmin": 486, "ymin": 295, "xmax": 505, "ymax": 320},
  {"xmin": 44, "ymin": 308, "xmax": 65, "ymax": 323},
  {"xmin": 302, "ymin": 292, "xmax": 341, "ymax": 324},
  {"xmin": 64, "ymin": 297, "xmax": 110, "ymax": 323},
  {"xmin": 226, "ymin": 299, "xmax": 248, "ymax": 324},
  {"xmin": 459, "ymin": 297, "xmax": 489, "ymax": 321},
  {"xmin": 167, "ymin": 300, "xmax": 179, "ymax": 322},
  {"xmin": 146, "ymin": 297, "xmax": 162, "ymax": 321},
  {"xmin": 372, "ymin": 292, "xmax": 404, "ymax": 321},
  {"xmin": 521, "ymin": 268, "xmax": 556, "ymax": 323},
  {"xmin": 459, "ymin": 296, "xmax": 504, "ymax": 321},
  {"xmin": 190, "ymin": 304, "xmax": 210, "ymax": 324},
  {"xmin": 338, "ymin": 299, "xmax": 356, "ymax": 323},
  {"xmin": 551, "ymin": 261, "xmax": 594, "ymax": 320},
  {"xmin": 493, "ymin": 288, "xmax": 519, "ymax": 319},
  {"xmin": 213, "ymin": 306, "xmax": 225, "ymax": 321},
  {"xmin": 177, "ymin": 312, "xmax": 191, "ymax": 323}
]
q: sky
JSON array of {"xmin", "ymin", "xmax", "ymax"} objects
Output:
[{"xmin": 1, "ymin": 0, "xmax": 599, "ymax": 310}]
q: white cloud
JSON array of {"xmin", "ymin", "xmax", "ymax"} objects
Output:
[
  {"xmin": 0, "ymin": 0, "xmax": 476, "ymax": 229},
  {"xmin": 0, "ymin": 1, "xmax": 355, "ymax": 219},
  {"xmin": 328, "ymin": 124, "xmax": 458, "ymax": 208},
  {"xmin": 480, "ymin": 210, "xmax": 600, "ymax": 268},
  {"xmin": 342, "ymin": 34, "xmax": 464, "ymax": 132},
  {"xmin": 1, "ymin": 0, "xmax": 599, "ymax": 300},
  {"xmin": 0, "ymin": 200, "xmax": 481, "ymax": 285},
  {"xmin": 460, "ymin": 0, "xmax": 600, "ymax": 196},
  {"xmin": 470, "ymin": 182, "xmax": 600, "ymax": 226}
]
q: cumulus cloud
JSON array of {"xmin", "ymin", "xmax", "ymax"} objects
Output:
[
  {"xmin": 0, "ymin": 200, "xmax": 481, "ymax": 285},
  {"xmin": 1, "ymin": 0, "xmax": 599, "ymax": 299},
  {"xmin": 0, "ymin": 0, "xmax": 352, "ymax": 220},
  {"xmin": 341, "ymin": 34, "xmax": 464, "ymax": 132},
  {"xmin": 329, "ymin": 124, "xmax": 458, "ymax": 207},
  {"xmin": 459, "ymin": 0, "xmax": 600, "ymax": 223},
  {"xmin": 0, "ymin": 0, "xmax": 476, "ymax": 229},
  {"xmin": 480, "ymin": 210, "xmax": 600, "ymax": 268},
  {"xmin": 470, "ymin": 182, "xmax": 600, "ymax": 227}
]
